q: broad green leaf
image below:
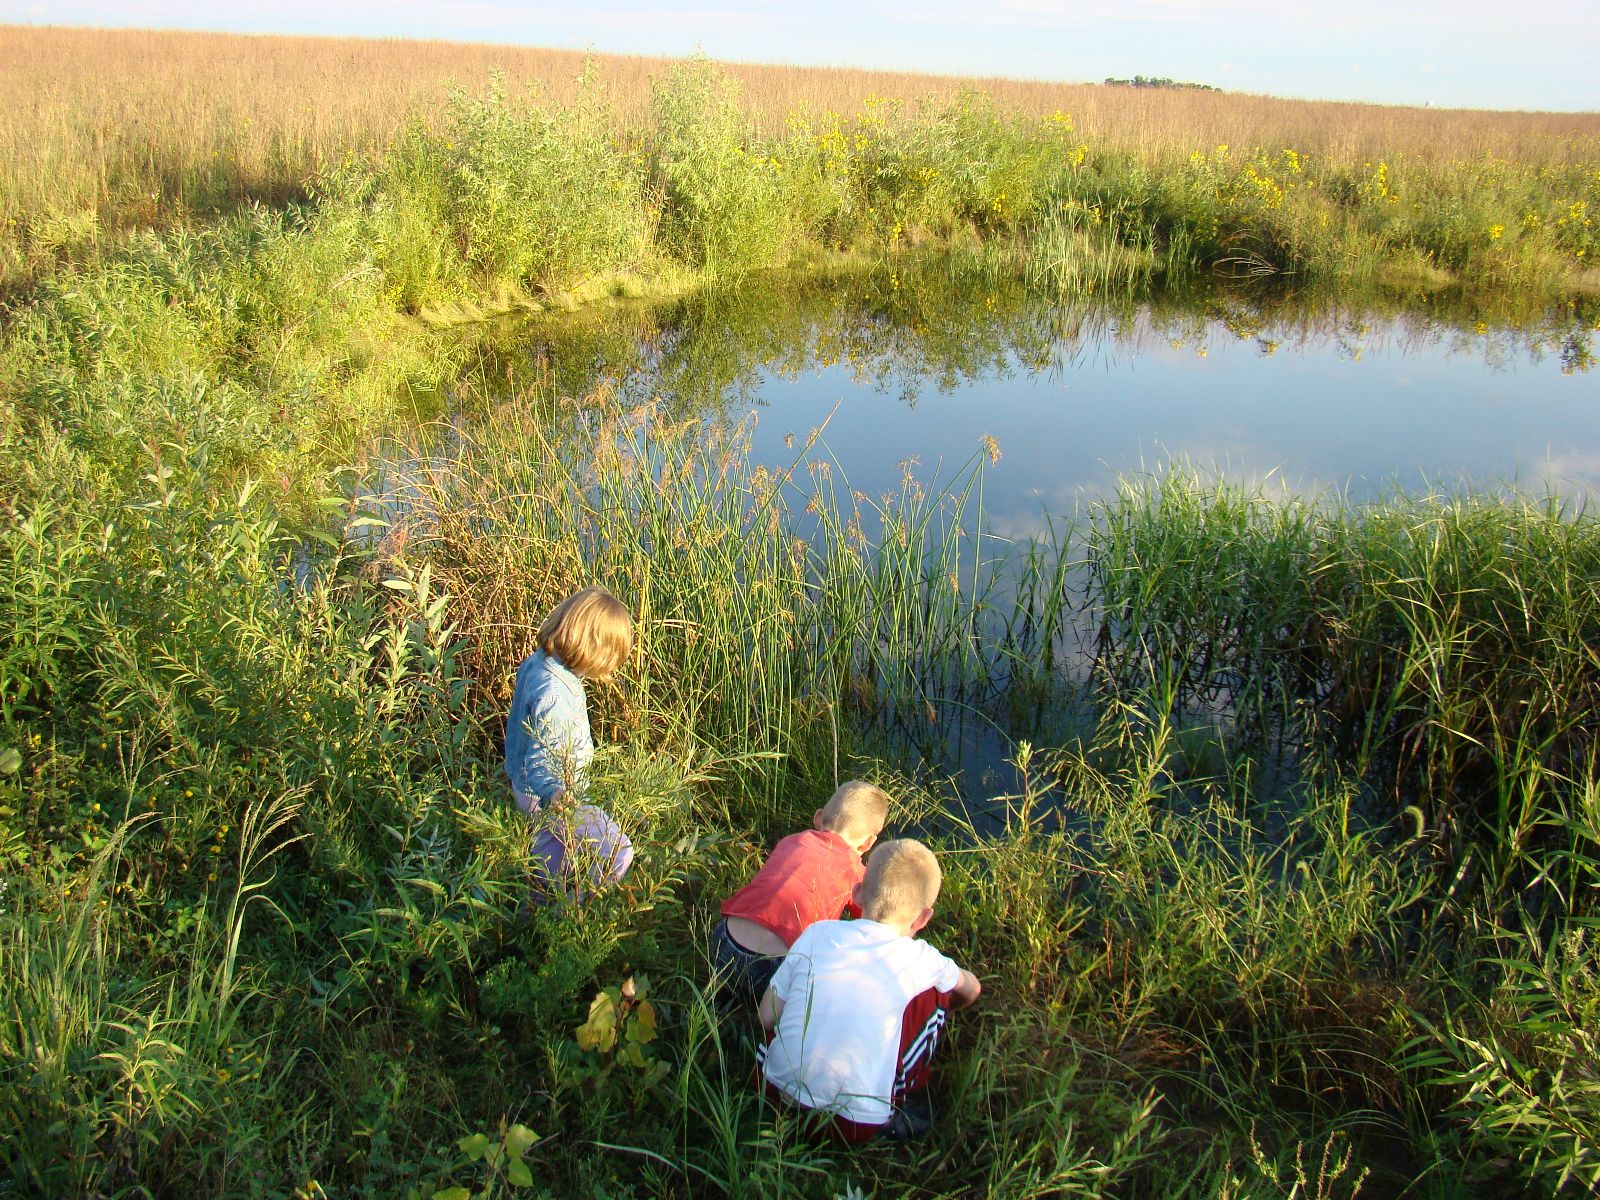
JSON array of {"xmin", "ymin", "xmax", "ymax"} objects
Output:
[
  {"xmin": 432, "ymin": 1189, "xmax": 472, "ymax": 1200},
  {"xmin": 506, "ymin": 1157, "xmax": 534, "ymax": 1188},
  {"xmin": 504, "ymin": 1124, "xmax": 539, "ymax": 1156},
  {"xmin": 457, "ymin": 1132, "xmax": 490, "ymax": 1162},
  {"xmin": 0, "ymin": 747, "xmax": 19, "ymax": 774}
]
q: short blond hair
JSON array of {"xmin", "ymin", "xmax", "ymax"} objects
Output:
[
  {"xmin": 858, "ymin": 839, "xmax": 941, "ymax": 925},
  {"xmin": 537, "ymin": 586, "xmax": 633, "ymax": 680},
  {"xmin": 817, "ymin": 780, "xmax": 889, "ymax": 843}
]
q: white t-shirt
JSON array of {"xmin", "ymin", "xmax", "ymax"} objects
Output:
[{"xmin": 763, "ymin": 918, "xmax": 963, "ymax": 1125}]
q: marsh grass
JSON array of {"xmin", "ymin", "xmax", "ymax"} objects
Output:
[
  {"xmin": 1086, "ymin": 469, "xmax": 1600, "ymax": 907},
  {"xmin": 1080, "ymin": 469, "xmax": 1600, "ymax": 1194},
  {"xmin": 408, "ymin": 385, "xmax": 1039, "ymax": 786}
]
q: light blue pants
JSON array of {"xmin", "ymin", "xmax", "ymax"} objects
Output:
[{"xmin": 518, "ymin": 794, "xmax": 634, "ymax": 891}]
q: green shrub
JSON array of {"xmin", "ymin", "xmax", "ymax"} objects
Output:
[
  {"xmin": 428, "ymin": 70, "xmax": 652, "ymax": 290},
  {"xmin": 650, "ymin": 58, "xmax": 795, "ymax": 277}
]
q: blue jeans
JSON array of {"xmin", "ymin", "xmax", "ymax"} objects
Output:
[{"xmin": 710, "ymin": 919, "xmax": 783, "ymax": 1005}]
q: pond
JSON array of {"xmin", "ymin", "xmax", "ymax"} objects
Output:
[{"xmin": 508, "ymin": 264, "xmax": 1599, "ymax": 544}]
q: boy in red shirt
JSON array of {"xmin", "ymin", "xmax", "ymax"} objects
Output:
[{"xmin": 711, "ymin": 780, "xmax": 889, "ymax": 1004}]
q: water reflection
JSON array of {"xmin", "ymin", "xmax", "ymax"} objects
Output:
[{"xmin": 471, "ymin": 263, "xmax": 1598, "ymax": 545}]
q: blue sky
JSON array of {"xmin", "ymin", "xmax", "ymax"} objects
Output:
[{"xmin": 5, "ymin": 0, "xmax": 1597, "ymax": 112}]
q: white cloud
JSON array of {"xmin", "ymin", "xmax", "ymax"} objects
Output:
[{"xmin": 1536, "ymin": 451, "xmax": 1600, "ymax": 497}]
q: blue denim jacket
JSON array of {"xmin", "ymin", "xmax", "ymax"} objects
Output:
[{"xmin": 504, "ymin": 649, "xmax": 592, "ymax": 805}]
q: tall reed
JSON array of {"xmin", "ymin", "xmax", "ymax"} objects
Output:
[{"xmin": 1085, "ymin": 468, "xmax": 1600, "ymax": 913}]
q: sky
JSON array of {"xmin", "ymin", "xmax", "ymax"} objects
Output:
[{"xmin": 4, "ymin": 0, "xmax": 1598, "ymax": 112}]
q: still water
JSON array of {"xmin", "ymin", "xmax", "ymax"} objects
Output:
[
  {"xmin": 515, "ymin": 268, "xmax": 1598, "ymax": 537},
  {"xmin": 744, "ymin": 307, "xmax": 1598, "ymax": 541}
]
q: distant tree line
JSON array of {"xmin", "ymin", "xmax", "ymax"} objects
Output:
[{"xmin": 1103, "ymin": 75, "xmax": 1220, "ymax": 92}]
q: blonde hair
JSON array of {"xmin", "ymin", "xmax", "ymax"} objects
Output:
[
  {"xmin": 858, "ymin": 839, "xmax": 941, "ymax": 925},
  {"xmin": 537, "ymin": 586, "xmax": 633, "ymax": 681},
  {"xmin": 817, "ymin": 779, "xmax": 889, "ymax": 843}
]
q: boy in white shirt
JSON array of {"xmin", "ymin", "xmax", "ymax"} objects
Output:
[{"xmin": 758, "ymin": 839, "xmax": 981, "ymax": 1141}]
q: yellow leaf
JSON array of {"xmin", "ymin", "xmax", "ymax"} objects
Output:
[
  {"xmin": 627, "ymin": 999, "xmax": 658, "ymax": 1045},
  {"xmin": 576, "ymin": 990, "xmax": 618, "ymax": 1052}
]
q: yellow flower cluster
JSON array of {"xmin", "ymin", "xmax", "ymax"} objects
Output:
[
  {"xmin": 1360, "ymin": 160, "xmax": 1398, "ymax": 205},
  {"xmin": 1242, "ymin": 163, "xmax": 1285, "ymax": 209}
]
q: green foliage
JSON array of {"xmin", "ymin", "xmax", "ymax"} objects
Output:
[
  {"xmin": 432, "ymin": 1121, "xmax": 542, "ymax": 1196},
  {"xmin": 358, "ymin": 122, "xmax": 472, "ymax": 313},
  {"xmin": 1420, "ymin": 938, "xmax": 1600, "ymax": 1195},
  {"xmin": 429, "ymin": 70, "xmax": 650, "ymax": 290},
  {"xmin": 868, "ymin": 91, "xmax": 1067, "ymax": 237},
  {"xmin": 567, "ymin": 975, "xmax": 669, "ymax": 1102},
  {"xmin": 0, "ymin": 506, "xmax": 95, "ymax": 721},
  {"xmin": 650, "ymin": 58, "xmax": 795, "ymax": 276},
  {"xmin": 1404, "ymin": 807, "xmax": 1600, "ymax": 1196}
]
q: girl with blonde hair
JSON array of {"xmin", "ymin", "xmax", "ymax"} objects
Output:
[{"xmin": 504, "ymin": 586, "xmax": 635, "ymax": 891}]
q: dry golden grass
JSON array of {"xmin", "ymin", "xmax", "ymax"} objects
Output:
[{"xmin": 3, "ymin": 24, "xmax": 1598, "ymax": 245}]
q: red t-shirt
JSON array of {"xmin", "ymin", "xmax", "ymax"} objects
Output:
[{"xmin": 720, "ymin": 829, "xmax": 865, "ymax": 947}]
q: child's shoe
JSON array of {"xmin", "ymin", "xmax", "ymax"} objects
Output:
[{"xmin": 883, "ymin": 1089, "xmax": 935, "ymax": 1140}]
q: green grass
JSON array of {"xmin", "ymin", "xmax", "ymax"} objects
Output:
[{"xmin": 1086, "ymin": 468, "xmax": 1600, "ymax": 906}]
